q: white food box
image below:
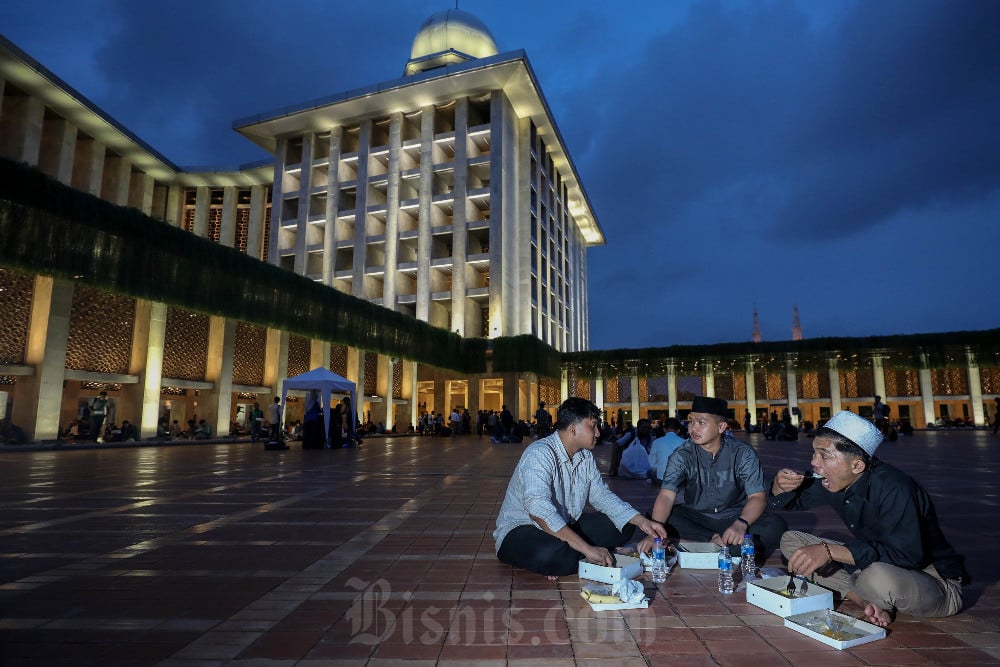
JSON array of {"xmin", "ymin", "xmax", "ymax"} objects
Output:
[
  {"xmin": 578, "ymin": 554, "xmax": 643, "ymax": 584},
  {"xmin": 746, "ymin": 576, "xmax": 834, "ymax": 617},
  {"xmin": 675, "ymin": 541, "xmax": 741, "ymax": 569},
  {"xmin": 784, "ymin": 610, "xmax": 886, "ymax": 649},
  {"xmin": 579, "ymin": 583, "xmax": 649, "ymax": 611}
]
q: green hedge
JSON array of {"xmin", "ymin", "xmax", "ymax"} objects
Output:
[
  {"xmin": 3, "ymin": 158, "xmax": 996, "ymax": 382},
  {"xmin": 563, "ymin": 331, "xmax": 1000, "ymax": 378},
  {"xmin": 0, "ymin": 159, "xmax": 476, "ymax": 372}
]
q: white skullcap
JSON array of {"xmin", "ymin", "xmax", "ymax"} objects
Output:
[{"xmin": 822, "ymin": 411, "xmax": 883, "ymax": 456}]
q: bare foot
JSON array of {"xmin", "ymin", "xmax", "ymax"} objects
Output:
[
  {"xmin": 546, "ymin": 575, "xmax": 558, "ymax": 582},
  {"xmin": 863, "ymin": 603, "xmax": 893, "ymax": 627}
]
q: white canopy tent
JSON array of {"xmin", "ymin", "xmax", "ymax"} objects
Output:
[{"xmin": 281, "ymin": 367, "xmax": 356, "ymax": 445}]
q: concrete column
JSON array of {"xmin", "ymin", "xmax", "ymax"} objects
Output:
[
  {"xmin": 384, "ymin": 114, "xmax": 402, "ymax": 312},
  {"xmin": 450, "ymin": 99, "xmax": 469, "ymax": 333},
  {"xmin": 502, "ymin": 373, "xmax": 520, "ymax": 422},
  {"xmin": 268, "ymin": 139, "xmax": 286, "ymax": 264},
  {"xmin": 128, "ymin": 171, "xmax": 155, "ymax": 214},
  {"xmin": 967, "ymin": 351, "xmax": 985, "ymax": 426},
  {"xmin": 101, "ymin": 155, "xmax": 130, "ymax": 205},
  {"xmin": 560, "ymin": 368, "xmax": 569, "ymax": 403},
  {"xmin": 352, "ymin": 122, "xmax": 372, "ymax": 298},
  {"xmin": 293, "ymin": 132, "xmax": 314, "ymax": 275},
  {"xmin": 375, "ymin": 354, "xmax": 392, "ymax": 430},
  {"xmin": 164, "ymin": 185, "xmax": 184, "ymax": 227},
  {"xmin": 124, "ymin": 300, "xmax": 167, "ymax": 439},
  {"xmin": 0, "ymin": 94, "xmax": 44, "ymax": 163},
  {"xmin": 205, "ymin": 316, "xmax": 235, "ymax": 437},
  {"xmin": 408, "ymin": 361, "xmax": 419, "ymax": 429},
  {"xmin": 219, "ymin": 186, "xmax": 238, "ymax": 248},
  {"xmin": 829, "ymin": 358, "xmax": 842, "ymax": 413},
  {"xmin": 745, "ymin": 361, "xmax": 758, "ymax": 426},
  {"xmin": 72, "ymin": 137, "xmax": 105, "ymax": 196},
  {"xmin": 264, "ymin": 328, "xmax": 290, "ymax": 399},
  {"xmin": 10, "ymin": 277, "xmax": 74, "ymax": 441},
  {"xmin": 630, "ymin": 372, "xmax": 640, "ymax": 423},
  {"xmin": 310, "ymin": 340, "xmax": 330, "ymax": 370},
  {"xmin": 193, "ymin": 186, "xmax": 210, "ymax": 237},
  {"xmin": 323, "ymin": 127, "xmax": 342, "ymax": 285},
  {"xmin": 786, "ymin": 357, "xmax": 800, "ymax": 426},
  {"xmin": 872, "ymin": 355, "xmax": 886, "ymax": 401},
  {"xmin": 704, "ymin": 365, "xmax": 715, "ymax": 397},
  {"xmin": 594, "ymin": 372, "xmax": 605, "ymax": 414},
  {"xmin": 38, "ymin": 117, "xmax": 77, "ymax": 183},
  {"xmin": 247, "ymin": 184, "xmax": 267, "ymax": 258},
  {"xmin": 667, "ymin": 363, "xmax": 678, "ymax": 418},
  {"xmin": 919, "ymin": 363, "xmax": 935, "ymax": 427},
  {"xmin": 416, "ymin": 107, "xmax": 433, "ymax": 322},
  {"xmin": 468, "ymin": 372, "xmax": 481, "ymax": 418},
  {"xmin": 347, "ymin": 347, "xmax": 364, "ymax": 425}
]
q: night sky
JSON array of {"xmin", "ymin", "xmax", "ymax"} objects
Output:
[{"xmin": 2, "ymin": 0, "xmax": 997, "ymax": 350}]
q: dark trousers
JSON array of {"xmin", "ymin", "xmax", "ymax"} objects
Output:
[
  {"xmin": 497, "ymin": 513, "xmax": 626, "ymax": 577},
  {"xmin": 608, "ymin": 441, "xmax": 624, "ymax": 475},
  {"xmin": 661, "ymin": 504, "xmax": 787, "ymax": 562}
]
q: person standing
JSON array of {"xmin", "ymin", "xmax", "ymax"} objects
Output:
[
  {"xmin": 771, "ymin": 411, "xmax": 967, "ymax": 627},
  {"xmin": 266, "ymin": 396, "xmax": 282, "ymax": 442},
  {"xmin": 249, "ymin": 402, "xmax": 264, "ymax": 443},
  {"xmin": 993, "ymin": 397, "xmax": 1000, "ymax": 435},
  {"xmin": 88, "ymin": 391, "xmax": 109, "ymax": 443},
  {"xmin": 494, "ymin": 397, "xmax": 666, "ymax": 578},
  {"xmin": 638, "ymin": 396, "xmax": 787, "ymax": 563},
  {"xmin": 873, "ymin": 395, "xmax": 888, "ymax": 433}
]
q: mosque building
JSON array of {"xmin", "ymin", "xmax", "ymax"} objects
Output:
[{"xmin": 0, "ymin": 12, "xmax": 997, "ymax": 443}]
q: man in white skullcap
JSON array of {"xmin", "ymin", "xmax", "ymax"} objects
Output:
[{"xmin": 770, "ymin": 411, "xmax": 967, "ymax": 627}]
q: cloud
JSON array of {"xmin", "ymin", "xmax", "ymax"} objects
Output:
[
  {"xmin": 87, "ymin": 0, "xmax": 434, "ymax": 166},
  {"xmin": 559, "ymin": 0, "xmax": 1000, "ymax": 242}
]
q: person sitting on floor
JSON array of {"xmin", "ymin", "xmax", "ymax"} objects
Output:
[
  {"xmin": 637, "ymin": 396, "xmax": 787, "ymax": 565},
  {"xmin": 493, "ymin": 397, "xmax": 666, "ymax": 579},
  {"xmin": 770, "ymin": 411, "xmax": 968, "ymax": 628},
  {"xmin": 194, "ymin": 419, "xmax": 212, "ymax": 439}
]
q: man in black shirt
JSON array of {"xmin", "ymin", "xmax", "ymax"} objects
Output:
[{"xmin": 771, "ymin": 411, "xmax": 967, "ymax": 627}]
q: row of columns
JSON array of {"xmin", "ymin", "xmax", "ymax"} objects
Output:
[{"xmin": 561, "ymin": 354, "xmax": 991, "ymax": 427}]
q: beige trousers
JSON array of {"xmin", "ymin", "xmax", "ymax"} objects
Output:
[{"xmin": 780, "ymin": 530, "xmax": 963, "ymax": 617}]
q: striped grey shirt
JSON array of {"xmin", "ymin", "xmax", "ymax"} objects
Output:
[{"xmin": 493, "ymin": 431, "xmax": 640, "ymax": 552}]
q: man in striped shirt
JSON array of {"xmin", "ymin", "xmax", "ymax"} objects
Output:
[{"xmin": 494, "ymin": 397, "xmax": 666, "ymax": 578}]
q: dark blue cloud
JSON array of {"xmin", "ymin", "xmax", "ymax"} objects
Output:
[{"xmin": 1, "ymin": 0, "xmax": 996, "ymax": 348}]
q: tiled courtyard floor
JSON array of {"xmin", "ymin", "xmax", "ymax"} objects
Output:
[{"xmin": 1, "ymin": 429, "xmax": 998, "ymax": 666}]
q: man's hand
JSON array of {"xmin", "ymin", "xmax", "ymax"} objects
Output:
[
  {"xmin": 580, "ymin": 544, "xmax": 614, "ymax": 566},
  {"xmin": 787, "ymin": 543, "xmax": 832, "ymax": 577},
  {"xmin": 633, "ymin": 515, "xmax": 667, "ymax": 540},
  {"xmin": 772, "ymin": 468, "xmax": 806, "ymax": 494},
  {"xmin": 720, "ymin": 522, "xmax": 745, "ymax": 546}
]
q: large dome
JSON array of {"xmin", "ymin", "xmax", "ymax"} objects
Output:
[{"xmin": 405, "ymin": 9, "xmax": 499, "ymax": 76}]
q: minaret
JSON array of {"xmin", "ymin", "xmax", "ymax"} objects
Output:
[
  {"xmin": 792, "ymin": 305, "xmax": 802, "ymax": 341},
  {"xmin": 752, "ymin": 306, "xmax": 762, "ymax": 343}
]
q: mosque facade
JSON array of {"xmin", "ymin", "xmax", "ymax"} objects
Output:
[{"xmin": 0, "ymin": 13, "xmax": 998, "ymax": 443}]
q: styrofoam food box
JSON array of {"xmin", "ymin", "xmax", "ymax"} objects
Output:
[
  {"xmin": 579, "ymin": 582, "xmax": 649, "ymax": 611},
  {"xmin": 746, "ymin": 576, "xmax": 833, "ymax": 617},
  {"xmin": 578, "ymin": 554, "xmax": 643, "ymax": 584},
  {"xmin": 784, "ymin": 610, "xmax": 886, "ymax": 649},
  {"xmin": 675, "ymin": 541, "xmax": 741, "ymax": 569}
]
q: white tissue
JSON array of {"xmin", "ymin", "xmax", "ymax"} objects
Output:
[{"xmin": 611, "ymin": 578, "xmax": 647, "ymax": 604}]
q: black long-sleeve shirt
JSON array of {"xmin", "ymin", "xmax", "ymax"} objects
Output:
[{"xmin": 769, "ymin": 462, "xmax": 968, "ymax": 583}]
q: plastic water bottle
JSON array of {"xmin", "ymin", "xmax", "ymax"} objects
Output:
[
  {"xmin": 718, "ymin": 545, "xmax": 734, "ymax": 594},
  {"xmin": 741, "ymin": 534, "xmax": 757, "ymax": 580},
  {"xmin": 651, "ymin": 537, "xmax": 667, "ymax": 583}
]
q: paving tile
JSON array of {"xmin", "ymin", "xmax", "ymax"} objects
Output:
[{"xmin": 0, "ymin": 432, "xmax": 997, "ymax": 666}]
